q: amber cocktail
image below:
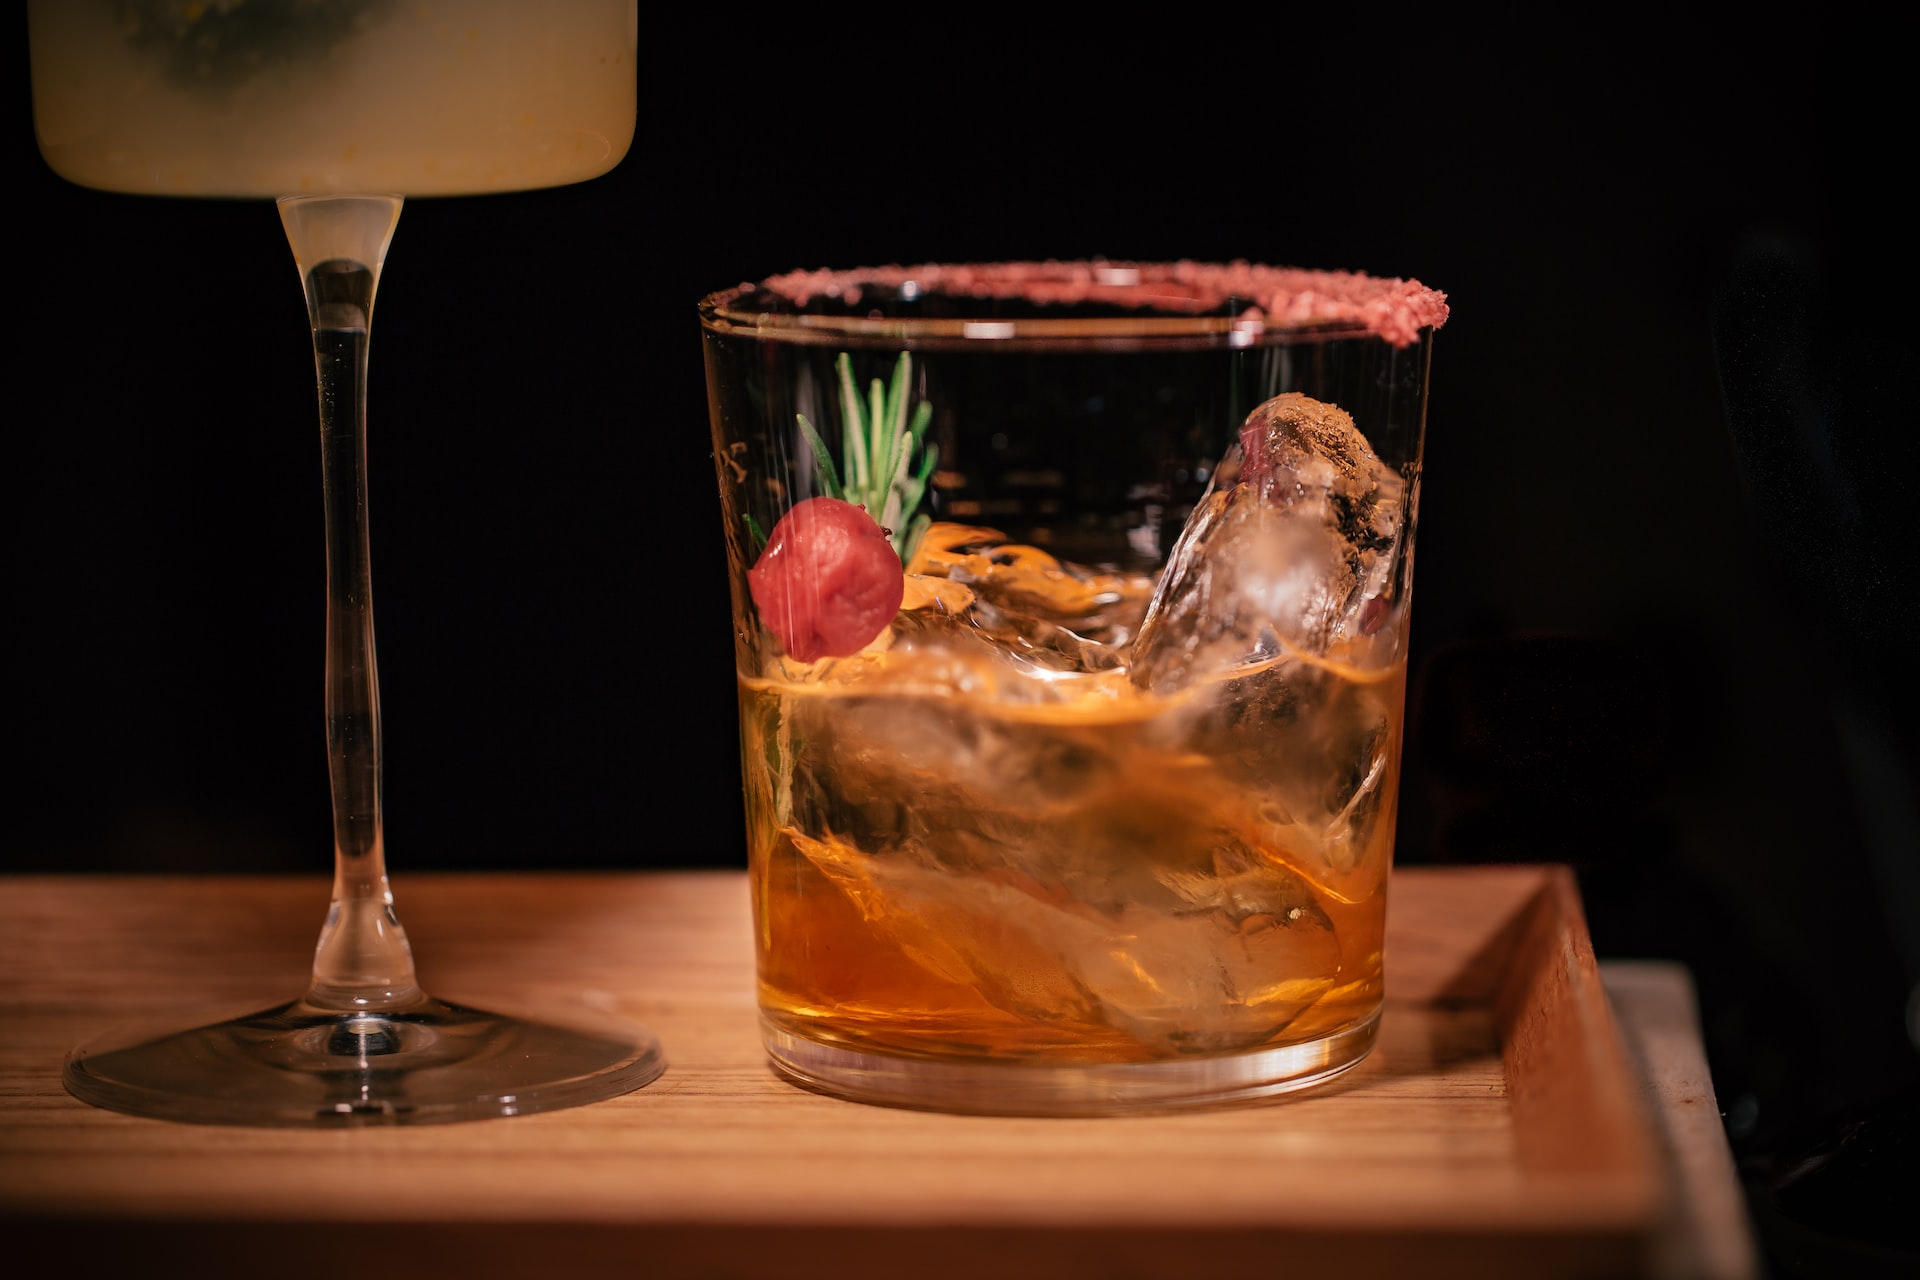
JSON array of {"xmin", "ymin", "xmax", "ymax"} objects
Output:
[{"xmin": 700, "ymin": 261, "xmax": 1447, "ymax": 1114}]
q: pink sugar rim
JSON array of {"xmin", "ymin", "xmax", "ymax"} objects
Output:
[{"xmin": 755, "ymin": 259, "xmax": 1449, "ymax": 349}]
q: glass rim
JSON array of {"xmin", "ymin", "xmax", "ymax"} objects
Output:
[
  {"xmin": 697, "ymin": 295, "xmax": 1359, "ymax": 349},
  {"xmin": 697, "ymin": 260, "xmax": 1449, "ymax": 351}
]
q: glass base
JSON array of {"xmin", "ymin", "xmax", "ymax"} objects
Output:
[
  {"xmin": 761, "ymin": 1009, "xmax": 1379, "ymax": 1116},
  {"xmin": 65, "ymin": 994, "xmax": 665, "ymax": 1127}
]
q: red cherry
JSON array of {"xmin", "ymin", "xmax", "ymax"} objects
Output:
[{"xmin": 748, "ymin": 497, "xmax": 906, "ymax": 662}]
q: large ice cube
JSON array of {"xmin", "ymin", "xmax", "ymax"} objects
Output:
[
  {"xmin": 1130, "ymin": 393, "xmax": 1407, "ymax": 693},
  {"xmin": 791, "ymin": 826, "xmax": 1341, "ymax": 1054}
]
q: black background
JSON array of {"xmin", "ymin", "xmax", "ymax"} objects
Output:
[{"xmin": 11, "ymin": 9, "xmax": 1916, "ymax": 1274}]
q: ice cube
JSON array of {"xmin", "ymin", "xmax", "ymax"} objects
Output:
[
  {"xmin": 791, "ymin": 826, "xmax": 1342, "ymax": 1054},
  {"xmin": 1129, "ymin": 394, "xmax": 1406, "ymax": 693},
  {"xmin": 903, "ymin": 523, "xmax": 1156, "ymax": 672},
  {"xmin": 1186, "ymin": 664, "xmax": 1400, "ymax": 888},
  {"xmin": 780, "ymin": 682, "xmax": 1130, "ymax": 859}
]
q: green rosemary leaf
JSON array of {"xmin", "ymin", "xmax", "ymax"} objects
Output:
[
  {"xmin": 892, "ymin": 441, "xmax": 938, "ymax": 534},
  {"xmin": 804, "ymin": 349, "xmax": 937, "ymax": 566},
  {"xmin": 877, "ymin": 362, "xmax": 925, "ymax": 521},
  {"xmin": 867, "ymin": 375, "xmax": 889, "ymax": 507},
  {"xmin": 837, "ymin": 353, "xmax": 869, "ymax": 493},
  {"xmin": 795, "ymin": 412, "xmax": 844, "ymax": 500},
  {"xmin": 882, "ymin": 352, "xmax": 910, "ymax": 457},
  {"xmin": 884, "ymin": 449, "xmax": 914, "ymax": 536},
  {"xmin": 877, "ymin": 415, "xmax": 907, "ymax": 521}
]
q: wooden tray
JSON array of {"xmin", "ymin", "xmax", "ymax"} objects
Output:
[{"xmin": 0, "ymin": 866, "xmax": 1692, "ymax": 1278}]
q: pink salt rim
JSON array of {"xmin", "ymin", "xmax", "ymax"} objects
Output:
[{"xmin": 756, "ymin": 260, "xmax": 1449, "ymax": 349}]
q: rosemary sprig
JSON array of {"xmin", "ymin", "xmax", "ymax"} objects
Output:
[{"xmin": 795, "ymin": 351, "xmax": 938, "ymax": 566}]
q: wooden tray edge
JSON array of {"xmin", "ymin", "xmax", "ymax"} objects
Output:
[{"xmin": 1497, "ymin": 865, "xmax": 1667, "ymax": 1203}]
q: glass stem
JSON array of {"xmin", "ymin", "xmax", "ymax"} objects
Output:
[{"xmin": 278, "ymin": 195, "xmax": 419, "ymax": 1013}]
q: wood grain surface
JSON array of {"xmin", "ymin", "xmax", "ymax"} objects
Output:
[{"xmin": 0, "ymin": 866, "xmax": 1753, "ymax": 1278}]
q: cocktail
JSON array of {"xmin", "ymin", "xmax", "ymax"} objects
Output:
[
  {"xmin": 29, "ymin": 0, "xmax": 663, "ymax": 1125},
  {"xmin": 700, "ymin": 261, "xmax": 1447, "ymax": 1114}
]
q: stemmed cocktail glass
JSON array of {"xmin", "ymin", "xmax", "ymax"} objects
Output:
[{"xmin": 27, "ymin": 1, "xmax": 663, "ymax": 1125}]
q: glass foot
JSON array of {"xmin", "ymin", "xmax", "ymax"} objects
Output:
[
  {"xmin": 65, "ymin": 994, "xmax": 665, "ymax": 1127},
  {"xmin": 760, "ymin": 1009, "xmax": 1378, "ymax": 1117}
]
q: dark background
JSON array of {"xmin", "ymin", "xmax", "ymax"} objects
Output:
[{"xmin": 11, "ymin": 10, "xmax": 1915, "ymax": 1275}]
